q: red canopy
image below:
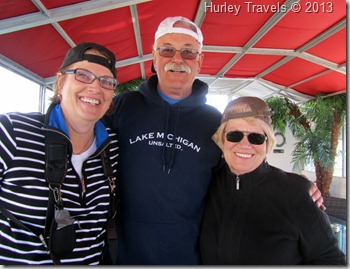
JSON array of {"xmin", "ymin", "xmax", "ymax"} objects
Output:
[{"xmin": 0, "ymin": 0, "xmax": 346, "ymax": 103}]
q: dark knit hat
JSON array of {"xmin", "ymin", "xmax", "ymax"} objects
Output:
[
  {"xmin": 60, "ymin": 42, "xmax": 117, "ymax": 78},
  {"xmin": 221, "ymin": 96, "xmax": 272, "ymax": 125}
]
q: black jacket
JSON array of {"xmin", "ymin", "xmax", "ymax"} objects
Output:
[{"xmin": 200, "ymin": 161, "xmax": 345, "ymax": 265}]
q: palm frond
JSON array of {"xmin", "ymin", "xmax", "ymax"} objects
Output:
[{"xmin": 115, "ymin": 78, "xmax": 145, "ymax": 95}]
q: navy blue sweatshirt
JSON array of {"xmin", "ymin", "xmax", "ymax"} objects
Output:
[{"xmin": 104, "ymin": 75, "xmax": 222, "ymax": 264}]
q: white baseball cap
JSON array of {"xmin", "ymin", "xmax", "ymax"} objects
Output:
[{"xmin": 154, "ymin": 16, "xmax": 203, "ymax": 50}]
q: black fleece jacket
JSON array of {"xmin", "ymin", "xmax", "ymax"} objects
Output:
[{"xmin": 200, "ymin": 161, "xmax": 346, "ymax": 265}]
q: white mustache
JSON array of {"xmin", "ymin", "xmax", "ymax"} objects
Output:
[{"xmin": 164, "ymin": 62, "xmax": 191, "ymax": 73}]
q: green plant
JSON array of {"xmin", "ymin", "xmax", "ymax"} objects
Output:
[
  {"xmin": 114, "ymin": 78, "xmax": 145, "ymax": 95},
  {"xmin": 266, "ymin": 94, "xmax": 346, "ymax": 197}
]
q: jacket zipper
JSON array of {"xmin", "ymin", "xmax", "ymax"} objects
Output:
[{"xmin": 236, "ymin": 175, "xmax": 240, "ymax": 190}]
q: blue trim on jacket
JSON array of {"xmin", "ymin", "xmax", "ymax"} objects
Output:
[{"xmin": 49, "ymin": 104, "xmax": 109, "ymax": 148}]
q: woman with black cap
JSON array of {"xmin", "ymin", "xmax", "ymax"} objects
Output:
[
  {"xmin": 199, "ymin": 96, "xmax": 345, "ymax": 265},
  {"xmin": 0, "ymin": 42, "xmax": 118, "ymax": 264}
]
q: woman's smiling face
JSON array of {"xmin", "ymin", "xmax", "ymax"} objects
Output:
[
  {"xmin": 58, "ymin": 52, "xmax": 114, "ymax": 126},
  {"xmin": 223, "ymin": 118, "xmax": 267, "ymax": 175}
]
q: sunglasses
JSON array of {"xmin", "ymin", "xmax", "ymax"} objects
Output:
[
  {"xmin": 157, "ymin": 46, "xmax": 199, "ymax": 60},
  {"xmin": 225, "ymin": 131, "xmax": 267, "ymax": 145}
]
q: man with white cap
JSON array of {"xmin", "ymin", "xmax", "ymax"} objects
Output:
[
  {"xmin": 105, "ymin": 16, "xmax": 220, "ymax": 265},
  {"xmin": 104, "ymin": 16, "xmax": 323, "ymax": 265}
]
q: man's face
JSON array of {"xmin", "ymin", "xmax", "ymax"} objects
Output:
[{"xmin": 152, "ymin": 33, "xmax": 203, "ymax": 98}]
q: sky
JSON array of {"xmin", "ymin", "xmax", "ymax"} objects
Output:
[{"xmin": 0, "ymin": 66, "xmax": 42, "ymax": 114}]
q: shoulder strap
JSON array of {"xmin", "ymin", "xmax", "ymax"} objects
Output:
[
  {"xmin": 45, "ymin": 143, "xmax": 68, "ymax": 187},
  {"xmin": 100, "ymin": 149, "xmax": 118, "ymax": 264},
  {"xmin": 44, "ymin": 131, "xmax": 68, "ymax": 238},
  {"xmin": 101, "ymin": 149, "xmax": 117, "ymax": 220},
  {"xmin": 43, "ymin": 131, "xmax": 69, "ymax": 264}
]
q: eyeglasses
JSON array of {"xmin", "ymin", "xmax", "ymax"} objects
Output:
[
  {"xmin": 225, "ymin": 131, "xmax": 267, "ymax": 145},
  {"xmin": 63, "ymin": 68, "xmax": 118, "ymax": 90},
  {"xmin": 157, "ymin": 46, "xmax": 199, "ymax": 60}
]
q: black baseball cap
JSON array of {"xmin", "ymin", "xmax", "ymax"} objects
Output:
[{"xmin": 60, "ymin": 42, "xmax": 117, "ymax": 78}]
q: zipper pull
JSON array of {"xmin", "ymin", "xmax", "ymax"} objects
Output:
[
  {"xmin": 236, "ymin": 175, "xmax": 240, "ymax": 190},
  {"xmin": 80, "ymin": 178, "xmax": 86, "ymax": 194}
]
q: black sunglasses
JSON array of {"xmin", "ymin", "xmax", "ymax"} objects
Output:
[{"xmin": 226, "ymin": 131, "xmax": 267, "ymax": 145}]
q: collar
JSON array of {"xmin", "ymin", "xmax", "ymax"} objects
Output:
[
  {"xmin": 47, "ymin": 103, "xmax": 109, "ymax": 148},
  {"xmin": 157, "ymin": 87, "xmax": 187, "ymax": 105},
  {"xmin": 226, "ymin": 161, "xmax": 271, "ymax": 189}
]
